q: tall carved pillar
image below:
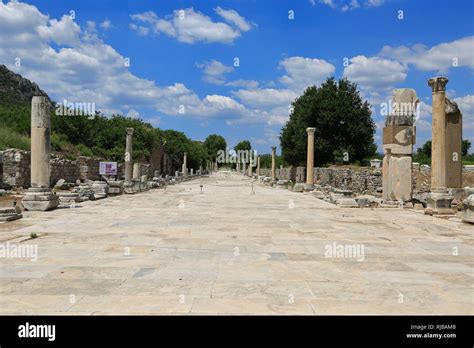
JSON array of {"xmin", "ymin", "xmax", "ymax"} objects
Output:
[
  {"xmin": 382, "ymin": 89, "xmax": 417, "ymax": 202},
  {"xmin": 182, "ymin": 152, "xmax": 187, "ymax": 176},
  {"xmin": 125, "ymin": 128, "xmax": 134, "ymax": 182},
  {"xmin": 445, "ymin": 99, "xmax": 463, "ymax": 190},
  {"xmin": 271, "ymin": 146, "xmax": 276, "ymax": 181},
  {"xmin": 305, "ymin": 127, "xmax": 315, "ymax": 190},
  {"xmin": 22, "ymin": 96, "xmax": 59, "ymax": 211},
  {"xmin": 426, "ymin": 77, "xmax": 454, "ymax": 214},
  {"xmin": 257, "ymin": 156, "xmax": 261, "ymax": 176}
]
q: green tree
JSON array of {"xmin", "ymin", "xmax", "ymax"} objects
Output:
[
  {"xmin": 462, "ymin": 139, "xmax": 471, "ymax": 156},
  {"xmin": 280, "ymin": 77, "xmax": 376, "ymax": 167},
  {"xmin": 203, "ymin": 134, "xmax": 227, "ymax": 161},
  {"xmin": 234, "ymin": 140, "xmax": 251, "ymax": 152}
]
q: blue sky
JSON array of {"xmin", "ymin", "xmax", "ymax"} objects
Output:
[{"xmin": 1, "ymin": 0, "xmax": 473, "ymax": 154}]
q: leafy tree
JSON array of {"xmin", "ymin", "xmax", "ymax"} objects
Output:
[
  {"xmin": 259, "ymin": 153, "xmax": 286, "ymax": 168},
  {"xmin": 462, "ymin": 139, "xmax": 471, "ymax": 156},
  {"xmin": 234, "ymin": 140, "xmax": 251, "ymax": 152},
  {"xmin": 280, "ymin": 77, "xmax": 376, "ymax": 167},
  {"xmin": 203, "ymin": 134, "xmax": 227, "ymax": 161}
]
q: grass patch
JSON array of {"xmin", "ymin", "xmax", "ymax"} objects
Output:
[{"xmin": 0, "ymin": 126, "xmax": 30, "ymax": 151}]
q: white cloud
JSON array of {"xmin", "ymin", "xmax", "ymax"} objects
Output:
[
  {"xmin": 196, "ymin": 59, "xmax": 259, "ymax": 88},
  {"xmin": 100, "ymin": 19, "xmax": 112, "ymax": 30},
  {"xmin": 379, "ymin": 36, "xmax": 474, "ymax": 72},
  {"xmin": 37, "ymin": 15, "xmax": 80, "ymax": 46},
  {"xmin": 127, "ymin": 109, "xmax": 140, "ymax": 119},
  {"xmin": 343, "ymin": 55, "xmax": 407, "ymax": 91},
  {"xmin": 279, "ymin": 56, "xmax": 335, "ymax": 92},
  {"xmin": 196, "ymin": 59, "xmax": 233, "ymax": 84},
  {"xmin": 0, "ymin": 1, "xmax": 252, "ymax": 123},
  {"xmin": 453, "ymin": 95, "xmax": 474, "ymax": 131},
  {"xmin": 130, "ymin": 7, "xmax": 252, "ymax": 44},
  {"xmin": 233, "ymin": 88, "xmax": 298, "ymax": 108},
  {"xmin": 342, "ymin": 0, "xmax": 360, "ymax": 11},
  {"xmin": 313, "ymin": 0, "xmax": 385, "ymax": 11},
  {"xmin": 215, "ymin": 6, "xmax": 252, "ymax": 32}
]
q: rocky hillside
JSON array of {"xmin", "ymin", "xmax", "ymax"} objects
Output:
[{"xmin": 0, "ymin": 64, "xmax": 50, "ymax": 106}]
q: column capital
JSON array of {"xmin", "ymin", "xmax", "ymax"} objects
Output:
[
  {"xmin": 271, "ymin": 146, "xmax": 276, "ymax": 152},
  {"xmin": 126, "ymin": 127, "xmax": 134, "ymax": 135},
  {"xmin": 184, "ymin": 152, "xmax": 187, "ymax": 156},
  {"xmin": 306, "ymin": 127, "xmax": 316, "ymax": 134},
  {"xmin": 428, "ymin": 76, "xmax": 448, "ymax": 93}
]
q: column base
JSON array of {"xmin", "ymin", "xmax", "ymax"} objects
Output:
[
  {"xmin": 22, "ymin": 188, "xmax": 59, "ymax": 211},
  {"xmin": 460, "ymin": 194, "xmax": 474, "ymax": 223},
  {"xmin": 123, "ymin": 180, "xmax": 141, "ymax": 194},
  {"xmin": 425, "ymin": 190, "xmax": 454, "ymax": 215},
  {"xmin": 0, "ymin": 207, "xmax": 23, "ymax": 222},
  {"xmin": 303, "ymin": 183, "xmax": 314, "ymax": 191}
]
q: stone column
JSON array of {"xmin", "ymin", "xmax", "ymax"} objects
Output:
[
  {"xmin": 257, "ymin": 156, "xmax": 261, "ymax": 176},
  {"xmin": 236, "ymin": 161, "xmax": 240, "ymax": 172},
  {"xmin": 382, "ymin": 89, "xmax": 418, "ymax": 202},
  {"xmin": 248, "ymin": 157, "xmax": 253, "ymax": 176},
  {"xmin": 182, "ymin": 152, "xmax": 187, "ymax": 176},
  {"xmin": 426, "ymin": 77, "xmax": 454, "ymax": 214},
  {"xmin": 125, "ymin": 128, "xmax": 134, "ymax": 182},
  {"xmin": 243, "ymin": 161, "xmax": 246, "ymax": 175},
  {"xmin": 22, "ymin": 96, "xmax": 59, "ymax": 211},
  {"xmin": 305, "ymin": 127, "xmax": 315, "ymax": 189},
  {"xmin": 271, "ymin": 146, "xmax": 276, "ymax": 181},
  {"xmin": 445, "ymin": 99, "xmax": 463, "ymax": 190}
]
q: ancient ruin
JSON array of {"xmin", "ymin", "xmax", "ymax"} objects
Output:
[
  {"xmin": 426, "ymin": 77, "xmax": 455, "ymax": 215},
  {"xmin": 382, "ymin": 88, "xmax": 418, "ymax": 203},
  {"xmin": 22, "ymin": 96, "xmax": 59, "ymax": 211}
]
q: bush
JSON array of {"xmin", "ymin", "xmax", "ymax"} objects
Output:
[{"xmin": 0, "ymin": 127, "xmax": 30, "ymax": 150}]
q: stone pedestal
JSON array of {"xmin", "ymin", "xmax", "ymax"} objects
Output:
[
  {"xmin": 23, "ymin": 188, "xmax": 59, "ymax": 211},
  {"xmin": 57, "ymin": 192, "xmax": 81, "ymax": 205},
  {"xmin": 426, "ymin": 77, "xmax": 454, "ymax": 214},
  {"xmin": 92, "ymin": 181, "xmax": 108, "ymax": 199},
  {"xmin": 22, "ymin": 96, "xmax": 59, "ymax": 211},
  {"xmin": 460, "ymin": 194, "xmax": 474, "ymax": 223},
  {"xmin": 426, "ymin": 189, "xmax": 455, "ymax": 215},
  {"xmin": 0, "ymin": 206, "xmax": 22, "ymax": 222},
  {"xmin": 382, "ymin": 89, "xmax": 418, "ymax": 203}
]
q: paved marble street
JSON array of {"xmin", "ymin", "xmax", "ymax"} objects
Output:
[{"xmin": 0, "ymin": 171, "xmax": 472, "ymax": 315}]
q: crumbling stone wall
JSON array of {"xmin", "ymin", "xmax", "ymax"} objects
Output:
[
  {"xmin": 295, "ymin": 167, "xmax": 305, "ymax": 183},
  {"xmin": 314, "ymin": 167, "xmax": 382, "ymax": 193},
  {"xmin": 77, "ymin": 156, "xmax": 100, "ymax": 181},
  {"xmin": 0, "ymin": 149, "xmax": 31, "ymax": 188},
  {"xmin": 50, "ymin": 156, "xmax": 80, "ymax": 185}
]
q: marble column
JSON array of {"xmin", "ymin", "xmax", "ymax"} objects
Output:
[
  {"xmin": 248, "ymin": 157, "xmax": 253, "ymax": 176},
  {"xmin": 257, "ymin": 156, "xmax": 261, "ymax": 176},
  {"xmin": 305, "ymin": 127, "xmax": 315, "ymax": 189},
  {"xmin": 182, "ymin": 152, "xmax": 187, "ymax": 176},
  {"xmin": 243, "ymin": 160, "xmax": 246, "ymax": 175},
  {"xmin": 125, "ymin": 128, "xmax": 134, "ymax": 182},
  {"xmin": 271, "ymin": 146, "xmax": 276, "ymax": 181},
  {"xmin": 426, "ymin": 77, "xmax": 454, "ymax": 214},
  {"xmin": 22, "ymin": 96, "xmax": 59, "ymax": 211},
  {"xmin": 445, "ymin": 99, "xmax": 463, "ymax": 190}
]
